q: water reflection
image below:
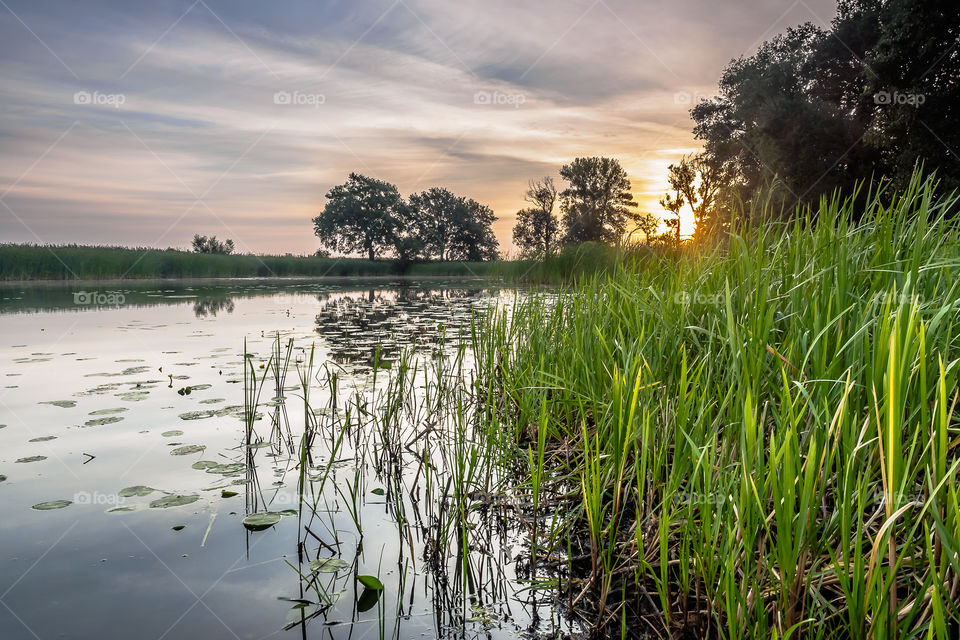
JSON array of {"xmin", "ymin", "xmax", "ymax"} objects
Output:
[{"xmin": 313, "ymin": 286, "xmax": 493, "ymax": 372}]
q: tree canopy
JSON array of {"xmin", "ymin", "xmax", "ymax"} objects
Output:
[
  {"xmin": 691, "ymin": 0, "xmax": 960, "ymax": 216},
  {"xmin": 559, "ymin": 157, "xmax": 638, "ymax": 244},
  {"xmin": 312, "ymin": 173, "xmax": 405, "ymax": 261},
  {"xmin": 312, "ymin": 175, "xmax": 499, "ymax": 262}
]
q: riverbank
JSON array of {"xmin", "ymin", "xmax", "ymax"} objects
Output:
[
  {"xmin": 473, "ymin": 175, "xmax": 960, "ymax": 637},
  {"xmin": 0, "ymin": 244, "xmax": 508, "ymax": 281}
]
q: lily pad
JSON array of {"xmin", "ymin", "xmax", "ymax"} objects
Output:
[
  {"xmin": 118, "ymin": 485, "xmax": 155, "ymax": 497},
  {"xmin": 116, "ymin": 391, "xmax": 150, "ymax": 402},
  {"xmin": 220, "ymin": 490, "xmax": 238, "ymax": 498},
  {"xmin": 170, "ymin": 445, "xmax": 206, "ymax": 456},
  {"xmin": 83, "ymin": 416, "xmax": 124, "ymax": 427},
  {"xmin": 247, "ymin": 442, "xmax": 272, "ymax": 449},
  {"xmin": 161, "ymin": 430, "xmax": 184, "ymax": 437},
  {"xmin": 16, "ymin": 456, "xmax": 46, "ymax": 463},
  {"xmin": 370, "ymin": 488, "xmax": 385, "ymax": 496},
  {"xmin": 0, "ymin": 475, "xmax": 7, "ymax": 482},
  {"xmin": 309, "ymin": 557, "xmax": 349, "ymax": 573},
  {"xmin": 40, "ymin": 400, "xmax": 76, "ymax": 408},
  {"xmin": 88, "ymin": 407, "xmax": 127, "ymax": 416},
  {"xmin": 191, "ymin": 460, "xmax": 219, "ymax": 470},
  {"xmin": 172, "ymin": 525, "xmax": 185, "ymax": 531},
  {"xmin": 149, "ymin": 494, "xmax": 199, "ymax": 509},
  {"xmin": 241, "ymin": 513, "xmax": 282, "ymax": 531},
  {"xmin": 28, "ymin": 436, "xmax": 57, "ymax": 442},
  {"xmin": 205, "ymin": 463, "xmax": 245, "ymax": 475},
  {"xmin": 32, "ymin": 500, "xmax": 71, "ymax": 510}
]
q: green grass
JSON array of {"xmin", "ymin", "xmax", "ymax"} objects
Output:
[
  {"xmin": 0, "ymin": 244, "xmax": 514, "ymax": 281},
  {"xmin": 473, "ymin": 172, "xmax": 960, "ymax": 638}
]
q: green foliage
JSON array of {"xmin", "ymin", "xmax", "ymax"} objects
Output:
[
  {"xmin": 312, "ymin": 173, "xmax": 405, "ymax": 261},
  {"xmin": 191, "ymin": 234, "xmax": 235, "ymax": 254},
  {"xmin": 477, "ymin": 172, "xmax": 960, "ymax": 637},
  {"xmin": 692, "ymin": 0, "xmax": 960, "ymax": 210},
  {"xmin": 0, "ymin": 244, "xmax": 396, "ymax": 280},
  {"xmin": 407, "ymin": 187, "xmax": 499, "ymax": 261},
  {"xmin": 559, "ymin": 157, "xmax": 638, "ymax": 243}
]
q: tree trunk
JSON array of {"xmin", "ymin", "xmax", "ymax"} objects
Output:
[{"xmin": 368, "ymin": 246, "xmax": 375, "ymax": 261}]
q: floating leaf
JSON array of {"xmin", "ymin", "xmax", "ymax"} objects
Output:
[
  {"xmin": 172, "ymin": 525, "xmax": 185, "ymax": 531},
  {"xmin": 309, "ymin": 557, "xmax": 349, "ymax": 573},
  {"xmin": 241, "ymin": 513, "xmax": 282, "ymax": 531},
  {"xmin": 88, "ymin": 408, "xmax": 126, "ymax": 416},
  {"xmin": 40, "ymin": 400, "xmax": 76, "ymax": 408},
  {"xmin": 247, "ymin": 442, "xmax": 272, "ymax": 449},
  {"xmin": 357, "ymin": 575, "xmax": 384, "ymax": 591},
  {"xmin": 32, "ymin": 500, "xmax": 71, "ymax": 510},
  {"xmin": 277, "ymin": 509, "xmax": 297, "ymax": 517},
  {"xmin": 149, "ymin": 494, "xmax": 199, "ymax": 509},
  {"xmin": 28, "ymin": 436, "xmax": 57, "ymax": 442},
  {"xmin": 118, "ymin": 485, "xmax": 155, "ymax": 497},
  {"xmin": 105, "ymin": 504, "xmax": 146, "ymax": 514},
  {"xmin": 83, "ymin": 416, "xmax": 124, "ymax": 427},
  {"xmin": 220, "ymin": 490, "xmax": 238, "ymax": 498},
  {"xmin": 370, "ymin": 488, "xmax": 385, "ymax": 496},
  {"xmin": 16, "ymin": 456, "xmax": 46, "ymax": 463},
  {"xmin": 0, "ymin": 475, "xmax": 6, "ymax": 483},
  {"xmin": 191, "ymin": 461, "xmax": 219, "ymax": 470},
  {"xmin": 161, "ymin": 430, "xmax": 184, "ymax": 437},
  {"xmin": 205, "ymin": 463, "xmax": 245, "ymax": 475},
  {"xmin": 170, "ymin": 445, "xmax": 205, "ymax": 456}
]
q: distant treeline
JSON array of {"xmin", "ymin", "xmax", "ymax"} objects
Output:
[{"xmin": 0, "ymin": 244, "xmax": 507, "ymax": 281}]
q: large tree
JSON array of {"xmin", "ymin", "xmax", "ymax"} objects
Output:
[
  {"xmin": 559, "ymin": 157, "xmax": 637, "ymax": 244},
  {"xmin": 312, "ymin": 173, "xmax": 404, "ymax": 261},
  {"xmin": 691, "ymin": 0, "xmax": 960, "ymax": 213},
  {"xmin": 407, "ymin": 187, "xmax": 499, "ymax": 261},
  {"xmin": 512, "ymin": 177, "xmax": 559, "ymax": 257}
]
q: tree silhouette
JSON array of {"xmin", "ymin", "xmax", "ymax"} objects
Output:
[
  {"xmin": 312, "ymin": 173, "xmax": 404, "ymax": 261},
  {"xmin": 559, "ymin": 157, "xmax": 637, "ymax": 244},
  {"xmin": 512, "ymin": 177, "xmax": 559, "ymax": 257}
]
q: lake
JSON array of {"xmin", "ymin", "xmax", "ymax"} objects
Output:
[{"xmin": 0, "ymin": 279, "xmax": 574, "ymax": 640}]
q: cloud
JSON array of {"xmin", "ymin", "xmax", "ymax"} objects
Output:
[{"xmin": 0, "ymin": 0, "xmax": 838, "ymax": 252}]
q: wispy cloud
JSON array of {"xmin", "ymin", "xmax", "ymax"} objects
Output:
[{"xmin": 0, "ymin": 0, "xmax": 837, "ymax": 252}]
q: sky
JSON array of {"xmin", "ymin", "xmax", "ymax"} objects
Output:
[{"xmin": 0, "ymin": 0, "xmax": 839, "ymax": 255}]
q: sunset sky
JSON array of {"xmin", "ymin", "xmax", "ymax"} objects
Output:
[{"xmin": 0, "ymin": 0, "xmax": 838, "ymax": 255}]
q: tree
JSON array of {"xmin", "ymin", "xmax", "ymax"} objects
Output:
[
  {"xmin": 659, "ymin": 183, "xmax": 684, "ymax": 246},
  {"xmin": 559, "ymin": 157, "xmax": 637, "ymax": 244},
  {"xmin": 407, "ymin": 188, "xmax": 499, "ymax": 261},
  {"xmin": 192, "ymin": 234, "xmax": 234, "ymax": 254},
  {"xmin": 312, "ymin": 173, "xmax": 404, "ymax": 261},
  {"xmin": 665, "ymin": 153, "xmax": 729, "ymax": 240},
  {"xmin": 634, "ymin": 212, "xmax": 660, "ymax": 245},
  {"xmin": 512, "ymin": 177, "xmax": 559, "ymax": 257},
  {"xmin": 690, "ymin": 0, "xmax": 960, "ymax": 211}
]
